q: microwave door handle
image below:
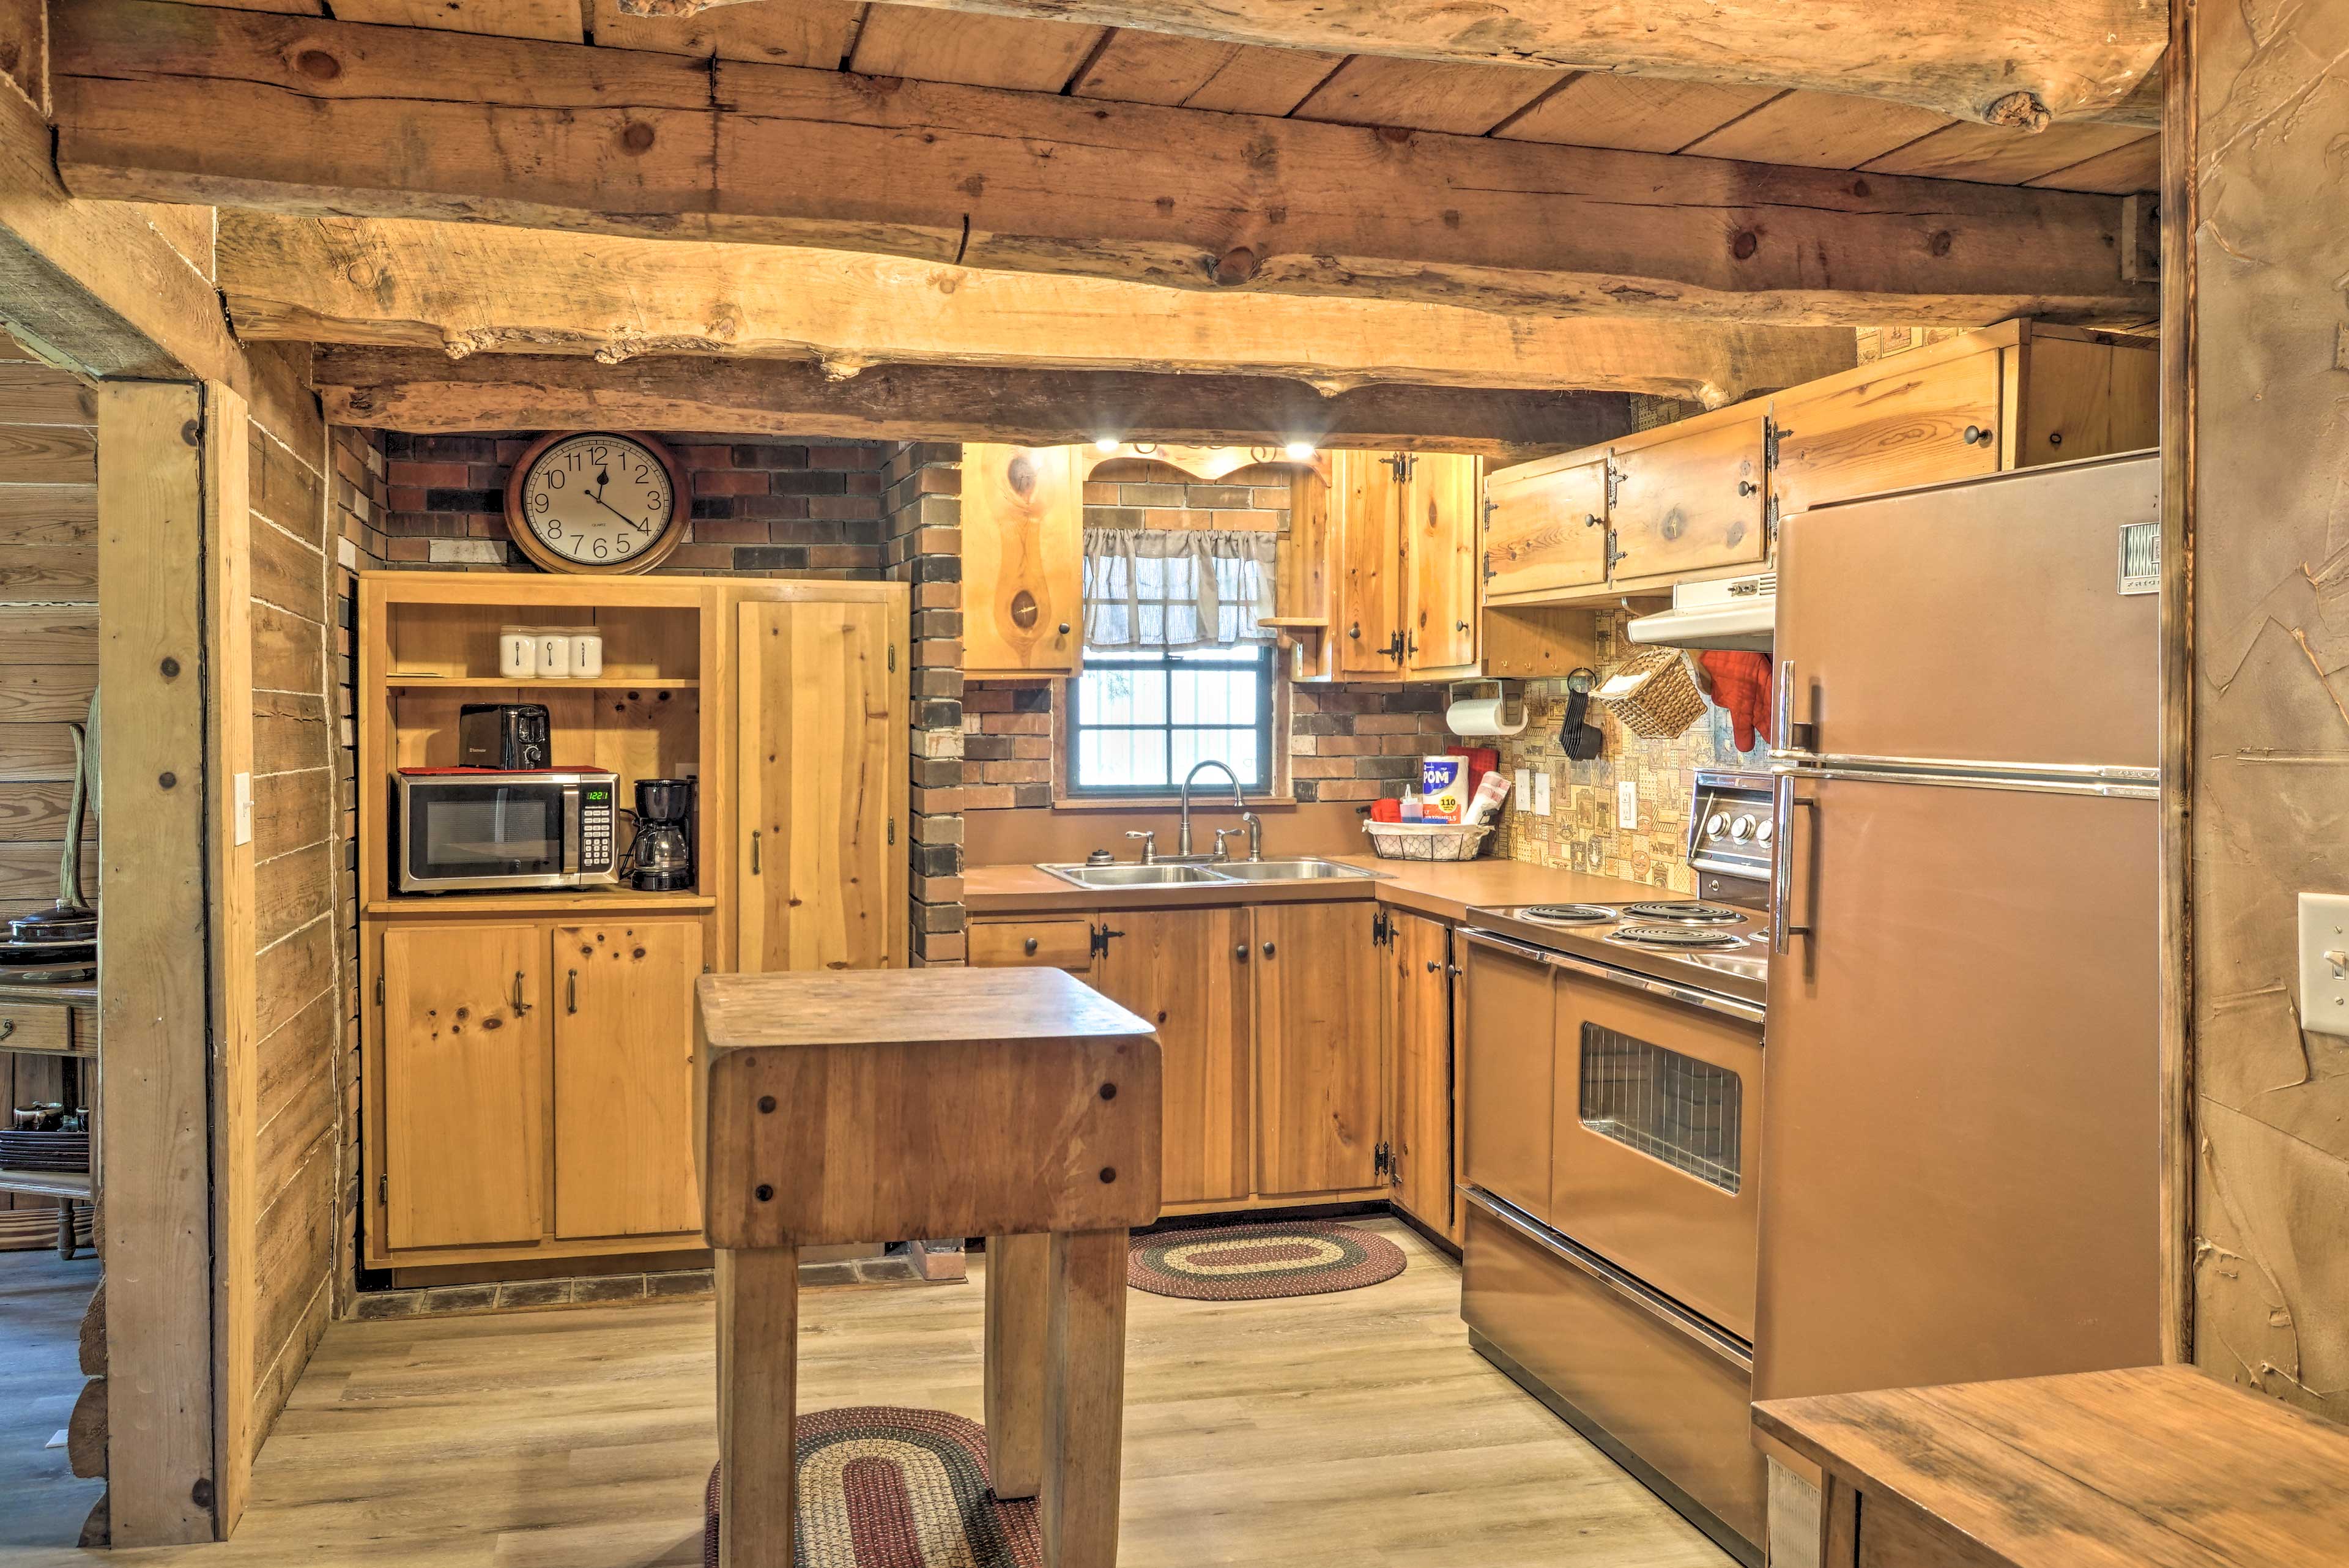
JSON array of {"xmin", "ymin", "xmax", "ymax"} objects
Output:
[{"xmin": 562, "ymin": 784, "xmax": 580, "ymax": 876}]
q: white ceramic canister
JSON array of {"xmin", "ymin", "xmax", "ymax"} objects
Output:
[
  {"xmin": 534, "ymin": 627, "xmax": 574, "ymax": 679},
  {"xmin": 499, "ymin": 625, "xmax": 538, "ymax": 679},
  {"xmin": 570, "ymin": 630, "xmax": 604, "ymax": 678}
]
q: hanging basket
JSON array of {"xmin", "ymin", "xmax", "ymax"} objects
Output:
[{"xmin": 1589, "ymin": 648, "xmax": 1708, "ymax": 740}]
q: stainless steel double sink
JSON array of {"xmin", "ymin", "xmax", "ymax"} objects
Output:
[{"xmin": 1036, "ymin": 858, "xmax": 1386, "ymax": 889}]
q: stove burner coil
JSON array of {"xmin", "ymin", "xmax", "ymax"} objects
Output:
[
  {"xmin": 1610, "ymin": 924, "xmax": 1743, "ymax": 950},
  {"xmin": 1620, "ymin": 901, "xmax": 1743, "ymax": 924},
  {"xmin": 1519, "ymin": 904, "xmax": 1616, "ymax": 924}
]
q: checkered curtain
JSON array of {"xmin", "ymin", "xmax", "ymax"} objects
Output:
[{"xmin": 1081, "ymin": 528, "xmax": 1277, "ymax": 651}]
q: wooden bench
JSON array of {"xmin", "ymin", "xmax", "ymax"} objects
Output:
[
  {"xmin": 1755, "ymin": 1364, "xmax": 2349, "ymax": 1568},
  {"xmin": 696, "ymin": 967, "xmax": 1161, "ymax": 1568}
]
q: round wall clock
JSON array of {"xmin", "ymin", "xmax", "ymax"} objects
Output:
[{"xmin": 503, "ymin": 431, "xmax": 690, "ymax": 574}]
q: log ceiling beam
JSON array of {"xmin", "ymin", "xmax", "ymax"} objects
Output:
[
  {"xmin": 627, "ymin": 0, "xmax": 2163, "ymax": 130},
  {"xmin": 53, "ymin": 2, "xmax": 2158, "ymax": 327},
  {"xmin": 309, "ymin": 345, "xmax": 1633, "ymax": 457},
  {"xmin": 218, "ymin": 215, "xmax": 1859, "ymax": 407}
]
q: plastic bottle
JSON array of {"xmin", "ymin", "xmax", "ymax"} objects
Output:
[{"xmin": 1400, "ymin": 790, "xmax": 1425, "ymax": 822}]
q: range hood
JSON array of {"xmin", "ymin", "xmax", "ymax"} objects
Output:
[{"xmin": 1625, "ymin": 572, "xmax": 1774, "ymax": 652}]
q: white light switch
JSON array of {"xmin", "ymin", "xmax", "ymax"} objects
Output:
[
  {"xmin": 2300, "ymin": 893, "xmax": 2349, "ymax": 1037},
  {"xmin": 233, "ymin": 771, "xmax": 253, "ymax": 846},
  {"xmin": 1617, "ymin": 779, "xmax": 1638, "ymax": 829},
  {"xmin": 1532, "ymin": 771, "xmax": 1553, "ymax": 817},
  {"xmin": 1513, "ymin": 769, "xmax": 1533, "ymax": 813}
]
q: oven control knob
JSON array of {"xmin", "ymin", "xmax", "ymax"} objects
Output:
[
  {"xmin": 1706, "ymin": 812, "xmax": 1728, "ymax": 838},
  {"xmin": 1756, "ymin": 820, "xmax": 1774, "ymax": 844},
  {"xmin": 1729, "ymin": 814, "xmax": 1754, "ymax": 841}
]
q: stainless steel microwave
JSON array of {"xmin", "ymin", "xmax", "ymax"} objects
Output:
[{"xmin": 395, "ymin": 769, "xmax": 619, "ymax": 893}]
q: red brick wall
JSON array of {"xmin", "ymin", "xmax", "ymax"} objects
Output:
[
  {"xmin": 1082, "ymin": 459, "xmax": 1292, "ymax": 533},
  {"xmin": 380, "ymin": 433, "xmax": 885, "ymax": 574}
]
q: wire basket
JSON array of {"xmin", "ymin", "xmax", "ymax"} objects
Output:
[
  {"xmin": 1362, "ymin": 820, "xmax": 1495, "ymax": 861},
  {"xmin": 1590, "ymin": 647, "xmax": 1708, "ymax": 740}
]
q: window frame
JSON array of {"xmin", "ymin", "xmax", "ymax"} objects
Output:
[{"xmin": 1056, "ymin": 644, "xmax": 1291, "ymax": 803}]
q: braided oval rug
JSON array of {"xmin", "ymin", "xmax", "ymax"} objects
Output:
[
  {"xmin": 1127, "ymin": 1220, "xmax": 1407, "ymax": 1301},
  {"xmin": 703, "ymin": 1407, "xmax": 1040, "ymax": 1568}
]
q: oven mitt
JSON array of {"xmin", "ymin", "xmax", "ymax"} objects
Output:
[
  {"xmin": 1698, "ymin": 650, "xmax": 1773, "ymax": 752},
  {"xmin": 1560, "ymin": 688, "xmax": 1605, "ymax": 760}
]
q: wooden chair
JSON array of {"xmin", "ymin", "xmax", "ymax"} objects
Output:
[{"xmin": 696, "ymin": 967, "xmax": 1162, "ymax": 1568}]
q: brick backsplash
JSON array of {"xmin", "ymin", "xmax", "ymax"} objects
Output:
[
  {"xmin": 1083, "ymin": 458, "xmax": 1293, "ymax": 533},
  {"xmin": 380, "ymin": 432, "xmax": 885, "ymax": 575}
]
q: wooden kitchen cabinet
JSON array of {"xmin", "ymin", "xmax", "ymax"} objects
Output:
[
  {"xmin": 1608, "ymin": 411, "xmax": 1772, "ymax": 586},
  {"xmin": 1767, "ymin": 336, "xmax": 2003, "ymax": 516},
  {"xmin": 1298, "ymin": 449, "xmax": 1485, "ymax": 682},
  {"xmin": 379, "ymin": 922, "xmax": 547, "ymax": 1252},
  {"xmin": 968, "ymin": 916, "xmax": 1096, "ymax": 973},
  {"xmin": 1483, "ymin": 452, "xmax": 1610, "ymax": 604},
  {"xmin": 962, "ymin": 442, "xmax": 1084, "ymax": 677},
  {"xmin": 1403, "ymin": 452, "xmax": 1483, "ymax": 675},
  {"xmin": 1253, "ymin": 901, "xmax": 1384, "ymax": 1195},
  {"xmin": 551, "ymin": 919, "xmax": 703, "ymax": 1239},
  {"xmin": 1384, "ymin": 909, "xmax": 1455, "ymax": 1235},
  {"xmin": 1096, "ymin": 908, "xmax": 1252, "ymax": 1206},
  {"xmin": 1330, "ymin": 448, "xmax": 1409, "ymax": 675},
  {"xmin": 736, "ymin": 593, "xmax": 908, "ymax": 973}
]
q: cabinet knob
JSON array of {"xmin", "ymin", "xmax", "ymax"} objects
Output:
[
  {"xmin": 1964, "ymin": 424, "xmax": 1995, "ymax": 447},
  {"xmin": 1058, "ymin": 622, "xmax": 1071, "ymax": 635},
  {"xmin": 1261, "ymin": 941, "xmax": 1275, "ymax": 958},
  {"xmin": 511, "ymin": 971, "xmax": 530, "ymax": 1014},
  {"xmin": 1024, "ymin": 937, "xmax": 1039, "ymax": 955},
  {"xmin": 567, "ymin": 969, "xmax": 579, "ymax": 1013},
  {"xmin": 1738, "ymin": 478, "xmax": 1758, "ymax": 496},
  {"xmin": 1455, "ymin": 620, "xmax": 1469, "ymax": 633},
  {"xmin": 1235, "ymin": 943, "xmax": 1249, "ymax": 961},
  {"xmin": 1427, "ymin": 959, "xmax": 1440, "ymax": 972}
]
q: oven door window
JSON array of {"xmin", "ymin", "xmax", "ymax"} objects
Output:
[
  {"xmin": 409, "ymin": 784, "xmax": 563, "ymax": 883},
  {"xmin": 1578, "ymin": 1023, "xmax": 1744, "ymax": 1195}
]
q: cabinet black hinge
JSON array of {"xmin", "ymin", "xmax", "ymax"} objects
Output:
[
  {"xmin": 1375, "ymin": 1141, "xmax": 1394, "ymax": 1181},
  {"xmin": 1371, "ymin": 909, "xmax": 1393, "ymax": 947},
  {"xmin": 377, "ymin": 1173, "xmax": 387, "ymax": 1206},
  {"xmin": 1090, "ymin": 923, "xmax": 1123, "ymax": 959},
  {"xmin": 1764, "ymin": 417, "xmax": 1787, "ymax": 471},
  {"xmin": 1606, "ymin": 530, "xmax": 1630, "ymax": 574},
  {"xmin": 1604, "ymin": 455, "xmax": 1622, "ymax": 508},
  {"xmin": 374, "ymin": 972, "xmax": 383, "ymax": 1006}
]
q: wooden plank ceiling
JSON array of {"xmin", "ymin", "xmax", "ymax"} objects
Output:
[{"xmin": 319, "ymin": 0, "xmax": 2158, "ymax": 195}]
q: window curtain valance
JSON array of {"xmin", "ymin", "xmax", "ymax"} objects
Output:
[{"xmin": 1081, "ymin": 528, "xmax": 1278, "ymax": 651}]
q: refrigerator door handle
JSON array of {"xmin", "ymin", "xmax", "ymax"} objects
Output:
[
  {"xmin": 1773, "ymin": 656, "xmax": 1815, "ymax": 755},
  {"xmin": 1772, "ymin": 775, "xmax": 1816, "ymax": 955}
]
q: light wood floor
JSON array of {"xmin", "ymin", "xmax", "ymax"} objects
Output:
[
  {"xmin": 1, "ymin": 1250, "xmax": 105, "ymax": 1551},
  {"xmin": 24, "ymin": 1220, "xmax": 1729, "ymax": 1567}
]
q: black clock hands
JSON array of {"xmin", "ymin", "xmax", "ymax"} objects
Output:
[{"xmin": 584, "ymin": 477, "xmax": 651, "ymax": 533}]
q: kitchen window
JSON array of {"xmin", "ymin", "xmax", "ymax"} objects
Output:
[{"xmin": 1067, "ymin": 644, "xmax": 1276, "ymax": 797}]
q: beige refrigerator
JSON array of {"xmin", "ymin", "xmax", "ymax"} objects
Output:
[{"xmin": 1754, "ymin": 450, "xmax": 2165, "ymax": 1414}]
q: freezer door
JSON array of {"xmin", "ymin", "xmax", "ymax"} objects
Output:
[
  {"xmin": 1753, "ymin": 775, "xmax": 2162, "ymax": 1405},
  {"xmin": 1774, "ymin": 451, "xmax": 2158, "ymax": 770}
]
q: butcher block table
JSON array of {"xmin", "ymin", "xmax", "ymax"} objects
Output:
[
  {"xmin": 695, "ymin": 968, "xmax": 1162, "ymax": 1568},
  {"xmin": 1753, "ymin": 1364, "xmax": 2349, "ymax": 1568}
]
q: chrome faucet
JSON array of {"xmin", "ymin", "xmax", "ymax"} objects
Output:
[{"xmin": 1178, "ymin": 760, "xmax": 1261, "ymax": 861}]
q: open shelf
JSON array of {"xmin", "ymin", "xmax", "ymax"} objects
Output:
[
  {"xmin": 384, "ymin": 676, "xmax": 700, "ymax": 691},
  {"xmin": 365, "ymin": 891, "xmax": 718, "ymax": 918},
  {"xmin": 0, "ymin": 1167, "xmax": 92, "ymax": 1200}
]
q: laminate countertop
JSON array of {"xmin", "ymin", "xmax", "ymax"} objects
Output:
[{"xmin": 965, "ymin": 855, "xmax": 1664, "ymax": 926}]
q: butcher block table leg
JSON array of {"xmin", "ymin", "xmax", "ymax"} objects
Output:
[
  {"xmin": 985, "ymin": 1232, "xmax": 1050, "ymax": 1501},
  {"xmin": 717, "ymin": 1246, "xmax": 800, "ymax": 1568},
  {"xmin": 1043, "ymin": 1227, "xmax": 1132, "ymax": 1568}
]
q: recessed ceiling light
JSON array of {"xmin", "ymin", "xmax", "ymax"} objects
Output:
[
  {"xmin": 1283, "ymin": 440, "xmax": 1316, "ymax": 461},
  {"xmin": 1094, "ymin": 436, "xmax": 1121, "ymax": 454}
]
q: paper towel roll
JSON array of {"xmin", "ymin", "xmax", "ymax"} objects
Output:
[{"xmin": 1444, "ymin": 696, "xmax": 1527, "ymax": 737}]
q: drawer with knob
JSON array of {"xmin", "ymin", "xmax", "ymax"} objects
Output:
[{"xmin": 968, "ymin": 918, "xmax": 1096, "ymax": 973}]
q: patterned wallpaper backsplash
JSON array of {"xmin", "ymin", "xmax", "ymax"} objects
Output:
[{"xmin": 1488, "ymin": 611, "xmax": 1768, "ymax": 893}]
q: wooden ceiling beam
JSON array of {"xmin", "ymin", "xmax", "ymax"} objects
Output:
[
  {"xmin": 217, "ymin": 215, "xmax": 1859, "ymax": 407},
  {"xmin": 309, "ymin": 344, "xmax": 1634, "ymax": 457},
  {"xmin": 52, "ymin": 2, "xmax": 2158, "ymax": 327},
  {"xmin": 626, "ymin": 0, "xmax": 2162, "ymax": 129}
]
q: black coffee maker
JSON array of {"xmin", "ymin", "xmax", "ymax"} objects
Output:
[{"xmin": 623, "ymin": 778, "xmax": 695, "ymax": 891}]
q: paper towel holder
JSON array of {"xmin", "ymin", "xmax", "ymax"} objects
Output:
[{"xmin": 1444, "ymin": 678, "xmax": 1527, "ymax": 737}]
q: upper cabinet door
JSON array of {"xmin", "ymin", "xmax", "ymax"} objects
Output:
[
  {"xmin": 1608, "ymin": 415, "xmax": 1771, "ymax": 584},
  {"xmin": 551, "ymin": 918, "xmax": 704, "ymax": 1240},
  {"xmin": 963, "ymin": 443, "xmax": 1082, "ymax": 677},
  {"xmin": 381, "ymin": 922, "xmax": 546, "ymax": 1251},
  {"xmin": 1483, "ymin": 454, "xmax": 1609, "ymax": 603},
  {"xmin": 737, "ymin": 596, "xmax": 908, "ymax": 973},
  {"xmin": 1403, "ymin": 453, "xmax": 1482, "ymax": 675},
  {"xmin": 1330, "ymin": 448, "xmax": 1405, "ymax": 676},
  {"xmin": 1769, "ymin": 347, "xmax": 2002, "ymax": 521}
]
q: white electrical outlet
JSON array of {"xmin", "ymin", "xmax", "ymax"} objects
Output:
[
  {"xmin": 1532, "ymin": 771, "xmax": 1553, "ymax": 817},
  {"xmin": 1617, "ymin": 779, "xmax": 1638, "ymax": 829},
  {"xmin": 2300, "ymin": 893, "xmax": 2349, "ymax": 1038},
  {"xmin": 234, "ymin": 771, "xmax": 253, "ymax": 847}
]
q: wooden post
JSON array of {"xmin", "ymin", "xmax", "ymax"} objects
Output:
[
  {"xmin": 716, "ymin": 1246, "xmax": 799, "ymax": 1568},
  {"xmin": 984, "ymin": 1232, "xmax": 1050, "ymax": 1500},
  {"xmin": 1042, "ymin": 1228, "xmax": 1131, "ymax": 1568},
  {"xmin": 97, "ymin": 381, "xmax": 220, "ymax": 1545}
]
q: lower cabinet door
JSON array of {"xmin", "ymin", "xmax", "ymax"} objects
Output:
[
  {"xmin": 381, "ymin": 923, "xmax": 547, "ymax": 1250},
  {"xmin": 1386, "ymin": 910, "xmax": 1455, "ymax": 1232},
  {"xmin": 551, "ymin": 918, "xmax": 704, "ymax": 1239},
  {"xmin": 1096, "ymin": 907, "xmax": 1250, "ymax": 1206},
  {"xmin": 1254, "ymin": 901, "xmax": 1382, "ymax": 1196}
]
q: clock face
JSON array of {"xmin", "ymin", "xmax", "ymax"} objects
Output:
[{"xmin": 512, "ymin": 433, "xmax": 681, "ymax": 571}]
